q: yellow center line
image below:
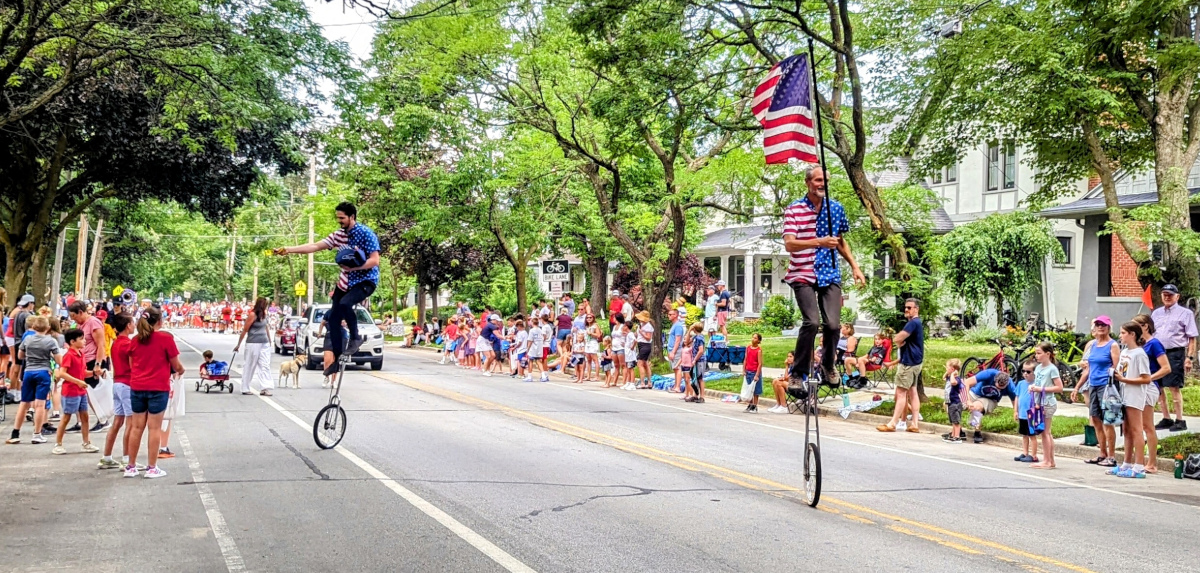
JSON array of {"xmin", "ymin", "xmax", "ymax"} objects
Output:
[{"xmin": 374, "ymin": 373, "xmax": 1098, "ymax": 573}]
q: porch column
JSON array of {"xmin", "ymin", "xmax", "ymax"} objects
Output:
[
  {"xmin": 720, "ymin": 255, "xmax": 729, "ymax": 287},
  {"xmin": 744, "ymin": 254, "xmax": 755, "ymax": 314}
]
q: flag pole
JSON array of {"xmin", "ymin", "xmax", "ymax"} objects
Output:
[{"xmin": 807, "ymin": 39, "xmax": 834, "ymax": 252}]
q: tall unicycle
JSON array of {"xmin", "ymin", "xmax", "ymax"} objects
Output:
[
  {"xmin": 313, "ymin": 351, "xmax": 351, "ymax": 449},
  {"xmin": 791, "ymin": 377, "xmax": 822, "ymax": 507}
]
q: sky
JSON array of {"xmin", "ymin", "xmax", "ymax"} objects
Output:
[{"xmin": 308, "ymin": 0, "xmax": 380, "ymax": 63}]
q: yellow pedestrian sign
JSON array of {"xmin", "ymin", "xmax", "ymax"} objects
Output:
[{"xmin": 294, "ymin": 281, "xmax": 307, "ymax": 297}]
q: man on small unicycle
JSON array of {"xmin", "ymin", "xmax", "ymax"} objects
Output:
[{"xmin": 275, "ymin": 201, "xmax": 381, "ymax": 376}]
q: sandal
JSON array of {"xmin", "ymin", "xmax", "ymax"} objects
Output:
[
  {"xmin": 1098, "ymin": 458, "xmax": 1117, "ymax": 467},
  {"xmin": 260, "ymin": 391, "xmax": 272, "ymax": 397},
  {"xmin": 241, "ymin": 392, "xmax": 255, "ymax": 396},
  {"xmin": 1084, "ymin": 456, "xmax": 1105, "ymax": 464}
]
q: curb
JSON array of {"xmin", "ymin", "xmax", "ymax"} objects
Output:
[{"xmin": 393, "ymin": 344, "xmax": 1178, "ymax": 473}]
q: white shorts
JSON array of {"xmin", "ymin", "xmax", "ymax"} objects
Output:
[
  {"xmin": 4, "ymin": 336, "xmax": 13, "ymax": 349},
  {"xmin": 1121, "ymin": 383, "xmax": 1157, "ymax": 410}
]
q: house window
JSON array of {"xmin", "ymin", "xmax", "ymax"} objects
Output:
[
  {"xmin": 703, "ymin": 257, "xmax": 721, "ymax": 282},
  {"xmin": 1097, "ymin": 233, "xmax": 1112, "ymax": 296},
  {"xmin": 929, "ymin": 164, "xmax": 957, "ymax": 186},
  {"xmin": 987, "ymin": 141, "xmax": 1016, "ymax": 192},
  {"xmin": 760, "ymin": 258, "xmax": 774, "ymax": 290},
  {"xmin": 730, "ymin": 257, "xmax": 745, "ymax": 300},
  {"xmin": 1056, "ymin": 236, "xmax": 1073, "ymax": 266}
]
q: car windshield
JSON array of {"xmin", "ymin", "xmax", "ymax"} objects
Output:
[
  {"xmin": 311, "ymin": 308, "xmax": 373, "ymax": 325},
  {"xmin": 284, "ymin": 319, "xmax": 301, "ymax": 329}
]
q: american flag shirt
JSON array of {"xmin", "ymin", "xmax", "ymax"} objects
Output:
[
  {"xmin": 782, "ymin": 196, "xmax": 850, "ymax": 287},
  {"xmin": 320, "ymin": 223, "xmax": 381, "ymax": 291}
]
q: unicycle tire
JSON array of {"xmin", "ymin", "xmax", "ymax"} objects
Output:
[
  {"xmin": 803, "ymin": 441, "xmax": 821, "ymax": 507},
  {"xmin": 313, "ymin": 403, "xmax": 347, "ymax": 450}
]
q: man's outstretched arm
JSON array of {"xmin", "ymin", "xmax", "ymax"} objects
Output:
[{"xmin": 275, "ymin": 241, "xmax": 328, "ymax": 255}]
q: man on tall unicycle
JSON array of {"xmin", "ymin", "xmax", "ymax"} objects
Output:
[{"xmin": 275, "ymin": 201, "xmax": 381, "ymax": 377}]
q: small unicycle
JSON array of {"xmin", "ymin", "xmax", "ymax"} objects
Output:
[
  {"xmin": 788, "ymin": 376, "xmax": 822, "ymax": 507},
  {"xmin": 313, "ymin": 352, "xmax": 351, "ymax": 450}
]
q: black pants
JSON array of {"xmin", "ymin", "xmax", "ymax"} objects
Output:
[
  {"xmin": 327, "ymin": 281, "xmax": 376, "ymax": 358},
  {"xmin": 789, "ymin": 282, "xmax": 842, "ymax": 380}
]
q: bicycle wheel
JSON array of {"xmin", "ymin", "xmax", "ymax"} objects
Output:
[
  {"xmin": 313, "ymin": 403, "xmax": 347, "ymax": 450},
  {"xmin": 803, "ymin": 441, "xmax": 821, "ymax": 507},
  {"xmin": 962, "ymin": 356, "xmax": 985, "ymax": 376}
]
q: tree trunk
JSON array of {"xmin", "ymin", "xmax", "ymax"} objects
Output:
[
  {"xmin": 514, "ymin": 262, "xmax": 528, "ymax": 316},
  {"xmin": 644, "ymin": 278, "xmax": 673, "ymax": 361},
  {"xmin": 430, "ymin": 282, "xmax": 440, "ymax": 321},
  {"xmin": 83, "ymin": 218, "xmax": 105, "ymax": 299},
  {"xmin": 30, "ymin": 242, "xmax": 51, "ymax": 306},
  {"xmin": 586, "ymin": 256, "xmax": 608, "ymax": 321},
  {"xmin": 415, "ymin": 282, "xmax": 427, "ymax": 327},
  {"xmin": 4, "ymin": 246, "xmax": 33, "ymax": 305},
  {"xmin": 1153, "ymin": 112, "xmax": 1199, "ymax": 294}
]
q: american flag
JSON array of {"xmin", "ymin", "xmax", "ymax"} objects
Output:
[{"xmin": 752, "ymin": 54, "xmax": 819, "ymax": 165}]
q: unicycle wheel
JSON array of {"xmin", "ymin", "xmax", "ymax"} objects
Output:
[
  {"xmin": 803, "ymin": 441, "xmax": 822, "ymax": 507},
  {"xmin": 313, "ymin": 403, "xmax": 347, "ymax": 450}
]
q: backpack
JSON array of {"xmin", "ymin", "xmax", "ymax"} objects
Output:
[{"xmin": 1184, "ymin": 454, "xmax": 1200, "ymax": 480}]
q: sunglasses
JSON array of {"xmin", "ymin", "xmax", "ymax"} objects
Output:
[{"xmin": 1022, "ymin": 369, "xmax": 1034, "ymax": 374}]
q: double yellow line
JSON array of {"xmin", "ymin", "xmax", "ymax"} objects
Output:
[{"xmin": 375, "ymin": 373, "xmax": 1096, "ymax": 573}]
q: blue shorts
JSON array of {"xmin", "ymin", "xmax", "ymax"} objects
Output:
[
  {"xmin": 745, "ymin": 372, "xmax": 763, "ymax": 396},
  {"xmin": 62, "ymin": 395, "xmax": 89, "ymax": 415},
  {"xmin": 130, "ymin": 390, "xmax": 169, "ymax": 415},
  {"xmin": 113, "ymin": 382, "xmax": 133, "ymax": 416},
  {"xmin": 557, "ymin": 329, "xmax": 571, "ymax": 341},
  {"xmin": 516, "ymin": 353, "xmax": 528, "ymax": 367},
  {"xmin": 20, "ymin": 370, "xmax": 52, "ymax": 403}
]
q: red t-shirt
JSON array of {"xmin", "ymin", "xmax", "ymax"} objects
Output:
[
  {"xmin": 222, "ymin": 306, "xmax": 232, "ymax": 319},
  {"xmin": 60, "ymin": 348, "xmax": 88, "ymax": 397},
  {"xmin": 110, "ymin": 335, "xmax": 133, "ymax": 384},
  {"xmin": 608, "ymin": 299, "xmax": 623, "ymax": 324},
  {"xmin": 128, "ymin": 331, "xmax": 179, "ymax": 392},
  {"xmin": 445, "ymin": 324, "xmax": 459, "ymax": 339},
  {"xmin": 745, "ymin": 345, "xmax": 762, "ymax": 374}
]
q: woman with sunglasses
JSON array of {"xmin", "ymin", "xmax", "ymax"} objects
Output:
[
  {"xmin": 1071, "ymin": 316, "xmax": 1120, "ymax": 467},
  {"xmin": 584, "ymin": 315, "xmax": 602, "ymax": 382}
]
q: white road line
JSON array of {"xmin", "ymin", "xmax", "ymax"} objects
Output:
[
  {"xmin": 389, "ymin": 348, "xmax": 1195, "ymax": 510},
  {"xmin": 173, "ymin": 332, "xmax": 537, "ymax": 573},
  {"xmin": 178, "ymin": 428, "xmax": 247, "ymax": 573},
  {"xmin": 256, "ymin": 395, "xmax": 538, "ymax": 573}
]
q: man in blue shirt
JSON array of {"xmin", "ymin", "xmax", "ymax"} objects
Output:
[
  {"xmin": 879, "ymin": 298, "xmax": 925, "ymax": 433},
  {"xmin": 666, "ymin": 307, "xmax": 687, "ymax": 391},
  {"xmin": 965, "ymin": 368, "xmax": 1016, "ymax": 443},
  {"xmin": 276, "ymin": 202, "xmax": 381, "ymax": 375}
]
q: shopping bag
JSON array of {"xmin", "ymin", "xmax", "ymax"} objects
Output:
[
  {"xmin": 163, "ymin": 376, "xmax": 186, "ymax": 423},
  {"xmin": 739, "ymin": 375, "xmax": 755, "ymax": 402},
  {"xmin": 87, "ymin": 377, "xmax": 115, "ymax": 421}
]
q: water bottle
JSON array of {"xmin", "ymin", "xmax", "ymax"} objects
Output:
[
  {"xmin": 1175, "ymin": 454, "xmax": 1185, "ymax": 479},
  {"xmin": 842, "ymin": 392, "xmax": 850, "ymax": 408}
]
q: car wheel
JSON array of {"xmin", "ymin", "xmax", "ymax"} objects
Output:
[
  {"xmin": 371, "ymin": 359, "xmax": 383, "ymax": 371},
  {"xmin": 306, "ymin": 350, "xmax": 319, "ymax": 371}
]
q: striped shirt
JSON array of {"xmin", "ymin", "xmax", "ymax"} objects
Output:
[
  {"xmin": 320, "ymin": 223, "xmax": 381, "ymax": 291},
  {"xmin": 782, "ymin": 196, "xmax": 850, "ymax": 287}
]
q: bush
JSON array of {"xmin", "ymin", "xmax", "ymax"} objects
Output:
[
  {"xmin": 958, "ymin": 325, "xmax": 1004, "ymax": 345},
  {"xmin": 841, "ymin": 305, "xmax": 858, "ymax": 326},
  {"xmin": 398, "ymin": 306, "xmax": 417, "ymax": 324},
  {"xmin": 760, "ymin": 295, "xmax": 797, "ymax": 330},
  {"xmin": 726, "ymin": 319, "xmax": 782, "ymax": 336}
]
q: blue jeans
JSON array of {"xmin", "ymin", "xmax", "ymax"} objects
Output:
[{"xmin": 327, "ymin": 281, "xmax": 376, "ymax": 358}]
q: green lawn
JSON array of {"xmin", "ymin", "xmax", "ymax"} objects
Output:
[
  {"xmin": 1157, "ymin": 433, "xmax": 1200, "ymax": 458},
  {"xmin": 726, "ymin": 335, "xmax": 995, "ymax": 379},
  {"xmin": 1180, "ymin": 385, "xmax": 1200, "ymax": 416},
  {"xmin": 866, "ymin": 396, "xmax": 1088, "ymax": 438}
]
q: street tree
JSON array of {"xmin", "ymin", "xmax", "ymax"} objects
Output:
[
  {"xmin": 894, "ymin": 0, "xmax": 1200, "ymax": 293},
  {"xmin": 940, "ymin": 211, "xmax": 1064, "ymax": 324}
]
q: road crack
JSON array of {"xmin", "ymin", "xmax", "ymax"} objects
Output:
[{"xmin": 268, "ymin": 427, "xmax": 330, "ymax": 480}]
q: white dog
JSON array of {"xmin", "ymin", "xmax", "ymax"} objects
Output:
[{"xmin": 278, "ymin": 354, "xmax": 306, "ymax": 389}]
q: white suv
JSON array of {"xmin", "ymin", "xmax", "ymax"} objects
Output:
[{"xmin": 298, "ymin": 304, "xmax": 384, "ymax": 371}]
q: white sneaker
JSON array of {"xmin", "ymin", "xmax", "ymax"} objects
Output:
[
  {"xmin": 523, "ymin": 376, "xmax": 533, "ymax": 382},
  {"xmin": 31, "ymin": 434, "xmax": 46, "ymax": 444},
  {"xmin": 123, "ymin": 465, "xmax": 140, "ymax": 478},
  {"xmin": 51, "ymin": 445, "xmax": 66, "ymax": 455},
  {"xmin": 483, "ymin": 371, "xmax": 492, "ymax": 377},
  {"xmin": 540, "ymin": 375, "xmax": 549, "ymax": 382},
  {"xmin": 81, "ymin": 442, "xmax": 99, "ymax": 453},
  {"xmin": 144, "ymin": 466, "xmax": 167, "ymax": 479}
]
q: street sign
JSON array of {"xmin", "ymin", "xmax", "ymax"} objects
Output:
[
  {"xmin": 549, "ymin": 281, "xmax": 564, "ymax": 296},
  {"xmin": 294, "ymin": 281, "xmax": 307, "ymax": 297},
  {"xmin": 541, "ymin": 259, "xmax": 569, "ymax": 283}
]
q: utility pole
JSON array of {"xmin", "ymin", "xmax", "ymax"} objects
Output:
[
  {"xmin": 307, "ymin": 151, "xmax": 317, "ymax": 310},
  {"xmin": 252, "ymin": 258, "xmax": 260, "ymax": 301},
  {"xmin": 74, "ymin": 214, "xmax": 88, "ymax": 296},
  {"xmin": 83, "ymin": 218, "xmax": 104, "ymax": 299},
  {"xmin": 49, "ymin": 217, "xmax": 66, "ymax": 315}
]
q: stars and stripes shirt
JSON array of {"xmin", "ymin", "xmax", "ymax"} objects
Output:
[
  {"xmin": 782, "ymin": 196, "xmax": 850, "ymax": 287},
  {"xmin": 320, "ymin": 223, "xmax": 381, "ymax": 291}
]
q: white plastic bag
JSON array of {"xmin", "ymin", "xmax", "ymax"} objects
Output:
[
  {"xmin": 739, "ymin": 375, "xmax": 755, "ymax": 402},
  {"xmin": 87, "ymin": 377, "xmax": 114, "ymax": 422},
  {"xmin": 162, "ymin": 376, "xmax": 186, "ymax": 423}
]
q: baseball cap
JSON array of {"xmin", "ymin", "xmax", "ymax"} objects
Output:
[
  {"xmin": 677, "ymin": 308, "xmax": 688, "ymax": 318},
  {"xmin": 1093, "ymin": 315, "xmax": 1112, "ymax": 327},
  {"xmin": 1162, "ymin": 284, "xmax": 1181, "ymax": 295},
  {"xmin": 489, "ymin": 315, "xmax": 501, "ymax": 322},
  {"xmin": 16, "ymin": 293, "xmax": 34, "ymax": 307},
  {"xmin": 715, "ymin": 280, "xmax": 726, "ymax": 287}
]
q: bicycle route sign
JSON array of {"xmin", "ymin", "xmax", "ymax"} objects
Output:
[{"xmin": 541, "ymin": 260, "xmax": 569, "ymax": 283}]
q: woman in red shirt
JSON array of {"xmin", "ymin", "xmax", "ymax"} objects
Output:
[
  {"xmin": 124, "ymin": 307, "xmax": 184, "ymax": 479},
  {"xmin": 99, "ymin": 313, "xmax": 135, "ymax": 470}
]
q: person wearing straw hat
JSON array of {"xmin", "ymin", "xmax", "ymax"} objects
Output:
[
  {"xmin": 634, "ymin": 310, "xmax": 654, "ymax": 388},
  {"xmin": 782, "ymin": 167, "xmax": 867, "ymax": 385}
]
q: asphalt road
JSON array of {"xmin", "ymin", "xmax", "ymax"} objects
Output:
[{"xmin": 2, "ymin": 329, "xmax": 1198, "ymax": 573}]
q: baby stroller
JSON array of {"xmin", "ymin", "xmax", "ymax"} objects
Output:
[{"xmin": 196, "ymin": 352, "xmax": 236, "ymax": 393}]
